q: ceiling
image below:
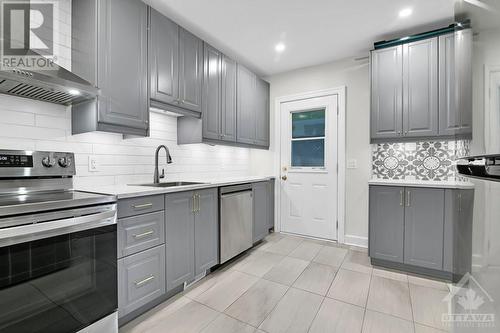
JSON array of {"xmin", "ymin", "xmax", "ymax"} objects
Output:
[{"xmin": 145, "ymin": 0, "xmax": 455, "ymax": 76}]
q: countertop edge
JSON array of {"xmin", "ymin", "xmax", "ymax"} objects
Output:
[
  {"xmin": 368, "ymin": 179, "xmax": 475, "ymax": 189},
  {"xmin": 76, "ymin": 176, "xmax": 276, "ymax": 199}
]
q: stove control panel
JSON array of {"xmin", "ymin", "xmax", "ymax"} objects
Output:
[{"xmin": 0, "ymin": 150, "xmax": 76, "ymax": 178}]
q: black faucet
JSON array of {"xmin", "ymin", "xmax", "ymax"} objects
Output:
[{"xmin": 154, "ymin": 145, "xmax": 173, "ymax": 184}]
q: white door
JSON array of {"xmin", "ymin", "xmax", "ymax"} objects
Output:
[{"xmin": 279, "ymin": 95, "xmax": 338, "ymax": 240}]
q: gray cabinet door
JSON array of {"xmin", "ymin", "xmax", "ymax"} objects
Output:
[
  {"xmin": 165, "ymin": 191, "xmax": 195, "ymax": 291},
  {"xmin": 202, "ymin": 44, "xmax": 222, "ymax": 141},
  {"xmin": 221, "ymin": 55, "xmax": 237, "ymax": 142},
  {"xmin": 118, "ymin": 244, "xmax": 166, "ymax": 318},
  {"xmin": 402, "ymin": 38, "xmax": 438, "ymax": 137},
  {"xmin": 255, "ymin": 78, "xmax": 270, "ymax": 147},
  {"xmin": 149, "ymin": 8, "xmax": 179, "ymax": 106},
  {"xmin": 194, "ymin": 188, "xmax": 219, "ymax": 276},
  {"xmin": 97, "ymin": 0, "xmax": 149, "ymax": 131},
  {"xmin": 253, "ymin": 181, "xmax": 271, "ymax": 243},
  {"xmin": 456, "ymin": 29, "xmax": 473, "ymax": 136},
  {"xmin": 371, "ymin": 45, "xmax": 403, "ymax": 140},
  {"xmin": 404, "ymin": 187, "xmax": 444, "ymax": 270},
  {"xmin": 237, "ymin": 64, "xmax": 257, "ymax": 144},
  {"xmin": 439, "ymin": 33, "xmax": 459, "ymax": 136},
  {"xmin": 369, "ymin": 186, "xmax": 404, "ymax": 262},
  {"xmin": 179, "ymin": 28, "xmax": 203, "ymax": 113}
]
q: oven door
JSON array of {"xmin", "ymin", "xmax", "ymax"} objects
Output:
[{"xmin": 0, "ymin": 204, "xmax": 117, "ymax": 333}]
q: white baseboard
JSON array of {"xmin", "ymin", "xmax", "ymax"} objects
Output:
[{"xmin": 344, "ymin": 234, "xmax": 368, "ymax": 248}]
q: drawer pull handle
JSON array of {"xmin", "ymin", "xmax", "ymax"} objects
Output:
[
  {"xmin": 399, "ymin": 189, "xmax": 404, "ymax": 206},
  {"xmin": 133, "ymin": 230, "xmax": 154, "ymax": 239},
  {"xmin": 133, "ymin": 203, "xmax": 153, "ymax": 210},
  {"xmin": 135, "ymin": 275, "xmax": 155, "ymax": 287}
]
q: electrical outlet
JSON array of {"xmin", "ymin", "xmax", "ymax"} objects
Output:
[
  {"xmin": 88, "ymin": 156, "xmax": 99, "ymax": 172},
  {"xmin": 347, "ymin": 159, "xmax": 357, "ymax": 169}
]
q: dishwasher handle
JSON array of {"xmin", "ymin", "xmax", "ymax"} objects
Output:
[{"xmin": 220, "ymin": 184, "xmax": 253, "ymax": 195}]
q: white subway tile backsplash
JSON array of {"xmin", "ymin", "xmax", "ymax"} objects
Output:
[{"xmin": 0, "ymin": 95, "xmax": 253, "ymax": 187}]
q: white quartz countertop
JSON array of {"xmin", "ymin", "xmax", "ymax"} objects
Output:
[
  {"xmin": 75, "ymin": 176, "xmax": 276, "ymax": 199},
  {"xmin": 368, "ymin": 178, "xmax": 475, "ymax": 189}
]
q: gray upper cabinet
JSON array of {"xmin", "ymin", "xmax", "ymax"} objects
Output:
[
  {"xmin": 221, "ymin": 55, "xmax": 237, "ymax": 142},
  {"xmin": 403, "ymin": 187, "xmax": 444, "ymax": 270},
  {"xmin": 149, "ymin": 8, "xmax": 179, "ymax": 106},
  {"xmin": 371, "ymin": 45, "xmax": 403, "ymax": 140},
  {"xmin": 148, "ymin": 11, "xmax": 202, "ymax": 116},
  {"xmin": 202, "ymin": 44, "xmax": 222, "ymax": 141},
  {"xmin": 402, "ymin": 38, "xmax": 438, "ymax": 137},
  {"xmin": 369, "ymin": 186, "xmax": 405, "ymax": 262},
  {"xmin": 237, "ymin": 64, "xmax": 257, "ymax": 145},
  {"xmin": 71, "ymin": 0, "xmax": 149, "ymax": 136},
  {"xmin": 178, "ymin": 28, "xmax": 203, "ymax": 113},
  {"xmin": 371, "ymin": 30, "xmax": 472, "ymax": 142},
  {"xmin": 165, "ymin": 191, "xmax": 195, "ymax": 292},
  {"xmin": 194, "ymin": 188, "xmax": 219, "ymax": 276},
  {"xmin": 255, "ymin": 78, "xmax": 270, "ymax": 147},
  {"xmin": 456, "ymin": 29, "xmax": 473, "ymax": 137}
]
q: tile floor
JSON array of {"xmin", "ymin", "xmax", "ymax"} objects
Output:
[{"xmin": 120, "ymin": 233, "xmax": 454, "ymax": 333}]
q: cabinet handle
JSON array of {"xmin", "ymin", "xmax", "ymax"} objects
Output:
[
  {"xmin": 134, "ymin": 275, "xmax": 155, "ymax": 288},
  {"xmin": 133, "ymin": 203, "xmax": 153, "ymax": 210},
  {"xmin": 192, "ymin": 195, "xmax": 196, "ymax": 213},
  {"xmin": 458, "ymin": 193, "xmax": 462, "ymax": 212},
  {"xmin": 399, "ymin": 189, "xmax": 404, "ymax": 206},
  {"xmin": 133, "ymin": 230, "xmax": 154, "ymax": 239},
  {"xmin": 406, "ymin": 190, "xmax": 411, "ymax": 207},
  {"xmin": 196, "ymin": 194, "xmax": 201, "ymax": 212}
]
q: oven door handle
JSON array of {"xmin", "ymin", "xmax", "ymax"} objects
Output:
[{"xmin": 0, "ymin": 208, "xmax": 117, "ymax": 247}]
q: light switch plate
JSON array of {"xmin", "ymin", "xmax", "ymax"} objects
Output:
[
  {"xmin": 347, "ymin": 159, "xmax": 357, "ymax": 169},
  {"xmin": 88, "ymin": 155, "xmax": 99, "ymax": 172}
]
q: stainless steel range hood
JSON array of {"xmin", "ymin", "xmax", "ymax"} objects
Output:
[{"xmin": 0, "ymin": 54, "xmax": 99, "ymax": 106}]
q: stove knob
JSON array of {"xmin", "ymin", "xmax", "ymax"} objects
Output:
[
  {"xmin": 58, "ymin": 157, "xmax": 72, "ymax": 168},
  {"xmin": 42, "ymin": 156, "xmax": 55, "ymax": 167}
]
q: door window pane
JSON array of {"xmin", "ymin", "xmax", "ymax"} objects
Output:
[
  {"xmin": 291, "ymin": 139, "xmax": 325, "ymax": 167},
  {"xmin": 292, "ymin": 109, "xmax": 325, "ymax": 138}
]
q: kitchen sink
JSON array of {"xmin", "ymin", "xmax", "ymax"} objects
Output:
[{"xmin": 133, "ymin": 181, "xmax": 206, "ymax": 188}]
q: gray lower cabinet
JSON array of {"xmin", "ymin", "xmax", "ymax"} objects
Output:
[
  {"xmin": 165, "ymin": 189, "xmax": 219, "ymax": 291},
  {"xmin": 118, "ymin": 244, "xmax": 166, "ymax": 318},
  {"xmin": 369, "ymin": 186, "xmax": 405, "ymax": 262},
  {"xmin": 118, "ymin": 211, "xmax": 165, "ymax": 258},
  {"xmin": 148, "ymin": 8, "xmax": 203, "ymax": 116},
  {"xmin": 402, "ymin": 38, "xmax": 438, "ymax": 137},
  {"xmin": 253, "ymin": 181, "xmax": 273, "ymax": 243},
  {"xmin": 369, "ymin": 185, "xmax": 474, "ymax": 279},
  {"xmin": 165, "ymin": 191, "xmax": 195, "ymax": 292},
  {"xmin": 194, "ymin": 188, "xmax": 219, "ymax": 276},
  {"xmin": 403, "ymin": 187, "xmax": 444, "ymax": 270},
  {"xmin": 370, "ymin": 45, "xmax": 403, "ymax": 140},
  {"xmin": 71, "ymin": 0, "xmax": 149, "ymax": 136}
]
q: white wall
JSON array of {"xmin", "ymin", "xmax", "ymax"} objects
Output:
[
  {"xmin": 252, "ymin": 58, "xmax": 371, "ymax": 245},
  {"xmin": 0, "ymin": 94, "xmax": 253, "ymax": 188}
]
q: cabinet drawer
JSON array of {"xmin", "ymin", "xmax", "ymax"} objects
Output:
[
  {"xmin": 118, "ymin": 195, "xmax": 164, "ymax": 218},
  {"xmin": 118, "ymin": 245, "xmax": 166, "ymax": 318},
  {"xmin": 118, "ymin": 211, "xmax": 165, "ymax": 258}
]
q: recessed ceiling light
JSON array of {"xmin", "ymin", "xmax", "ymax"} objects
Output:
[
  {"xmin": 398, "ymin": 8, "xmax": 413, "ymax": 18},
  {"xmin": 400, "ymin": 36, "xmax": 410, "ymax": 41},
  {"xmin": 275, "ymin": 43, "xmax": 286, "ymax": 53}
]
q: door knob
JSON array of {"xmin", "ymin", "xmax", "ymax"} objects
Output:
[{"xmin": 281, "ymin": 175, "xmax": 287, "ymax": 181}]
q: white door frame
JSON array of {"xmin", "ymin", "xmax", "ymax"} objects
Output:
[{"xmin": 274, "ymin": 87, "xmax": 346, "ymax": 244}]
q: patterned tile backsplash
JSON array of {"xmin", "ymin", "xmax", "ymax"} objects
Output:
[{"xmin": 372, "ymin": 140, "xmax": 470, "ymax": 181}]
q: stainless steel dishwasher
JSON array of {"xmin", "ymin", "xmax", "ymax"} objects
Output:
[{"xmin": 220, "ymin": 184, "xmax": 254, "ymax": 264}]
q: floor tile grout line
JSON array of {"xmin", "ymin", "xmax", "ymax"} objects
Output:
[
  {"xmin": 253, "ymin": 282, "xmax": 291, "ymax": 330},
  {"xmin": 305, "ymin": 295, "xmax": 327, "ymax": 333}
]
